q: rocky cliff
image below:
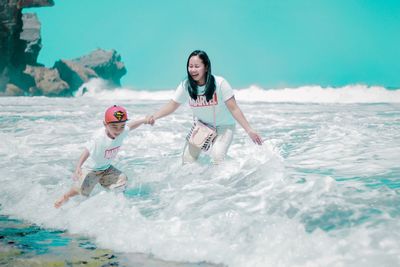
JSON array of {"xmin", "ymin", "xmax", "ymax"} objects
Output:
[{"xmin": 0, "ymin": 0, "xmax": 126, "ymax": 96}]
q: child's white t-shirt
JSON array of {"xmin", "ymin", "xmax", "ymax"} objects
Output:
[
  {"xmin": 83, "ymin": 127, "xmax": 129, "ymax": 171},
  {"xmin": 172, "ymin": 75, "xmax": 236, "ymax": 126}
]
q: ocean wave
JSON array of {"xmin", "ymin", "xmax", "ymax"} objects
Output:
[
  {"xmin": 2, "ymin": 96, "xmax": 400, "ymax": 266},
  {"xmin": 76, "ymin": 78, "xmax": 400, "ymax": 103}
]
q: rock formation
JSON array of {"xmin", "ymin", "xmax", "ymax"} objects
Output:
[
  {"xmin": 72, "ymin": 49, "xmax": 127, "ymax": 87},
  {"xmin": 0, "ymin": 0, "xmax": 127, "ymax": 96}
]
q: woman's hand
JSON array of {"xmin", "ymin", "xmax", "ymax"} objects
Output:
[{"xmin": 247, "ymin": 129, "xmax": 263, "ymax": 145}]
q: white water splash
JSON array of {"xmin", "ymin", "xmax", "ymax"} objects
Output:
[{"xmin": 0, "ymin": 95, "xmax": 399, "ymax": 267}]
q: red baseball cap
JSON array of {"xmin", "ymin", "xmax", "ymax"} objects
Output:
[{"xmin": 104, "ymin": 105, "xmax": 128, "ymax": 123}]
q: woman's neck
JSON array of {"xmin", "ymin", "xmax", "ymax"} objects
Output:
[{"xmin": 197, "ymin": 80, "xmax": 206, "ymax": 86}]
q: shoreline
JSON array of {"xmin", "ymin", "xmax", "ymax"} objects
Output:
[{"xmin": 0, "ymin": 214, "xmax": 224, "ymax": 267}]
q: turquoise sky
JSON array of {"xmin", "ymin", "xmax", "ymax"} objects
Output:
[{"xmin": 28, "ymin": 0, "xmax": 400, "ymax": 90}]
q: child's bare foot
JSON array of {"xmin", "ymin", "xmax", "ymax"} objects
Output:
[{"xmin": 54, "ymin": 194, "xmax": 69, "ymax": 208}]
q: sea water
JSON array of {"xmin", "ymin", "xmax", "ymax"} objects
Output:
[{"xmin": 0, "ymin": 79, "xmax": 399, "ymax": 266}]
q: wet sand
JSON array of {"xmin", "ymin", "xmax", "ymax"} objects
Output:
[{"xmin": 0, "ymin": 214, "xmax": 224, "ymax": 267}]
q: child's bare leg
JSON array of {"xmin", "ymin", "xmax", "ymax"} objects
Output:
[
  {"xmin": 54, "ymin": 188, "xmax": 79, "ymax": 208},
  {"xmin": 108, "ymin": 173, "xmax": 127, "ymax": 190}
]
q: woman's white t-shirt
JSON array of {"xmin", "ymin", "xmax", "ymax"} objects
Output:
[{"xmin": 172, "ymin": 75, "xmax": 235, "ymax": 126}]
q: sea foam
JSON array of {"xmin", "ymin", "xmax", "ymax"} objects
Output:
[{"xmin": 76, "ymin": 78, "xmax": 400, "ymax": 103}]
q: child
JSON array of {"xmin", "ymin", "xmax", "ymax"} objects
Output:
[{"xmin": 54, "ymin": 105, "xmax": 147, "ymax": 208}]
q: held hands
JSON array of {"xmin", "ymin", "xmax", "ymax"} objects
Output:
[
  {"xmin": 247, "ymin": 129, "xmax": 263, "ymax": 145},
  {"xmin": 145, "ymin": 115, "xmax": 155, "ymax": 126}
]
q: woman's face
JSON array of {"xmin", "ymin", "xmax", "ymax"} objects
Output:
[{"xmin": 188, "ymin": 55, "xmax": 207, "ymax": 86}]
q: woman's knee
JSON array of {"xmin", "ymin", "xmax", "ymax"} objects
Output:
[
  {"xmin": 211, "ymin": 145, "xmax": 228, "ymax": 164},
  {"xmin": 182, "ymin": 142, "xmax": 201, "ymax": 164},
  {"xmin": 211, "ymin": 128, "xmax": 234, "ymax": 164}
]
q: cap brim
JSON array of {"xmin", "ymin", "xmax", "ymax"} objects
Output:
[{"xmin": 106, "ymin": 119, "xmax": 128, "ymax": 124}]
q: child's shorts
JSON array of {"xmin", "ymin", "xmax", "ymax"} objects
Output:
[{"xmin": 74, "ymin": 165, "xmax": 127, "ymax": 196}]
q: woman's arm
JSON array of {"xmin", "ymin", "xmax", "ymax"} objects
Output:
[
  {"xmin": 225, "ymin": 96, "xmax": 263, "ymax": 145},
  {"xmin": 147, "ymin": 100, "xmax": 181, "ymax": 125}
]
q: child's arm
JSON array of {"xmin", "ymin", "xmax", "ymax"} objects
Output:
[
  {"xmin": 127, "ymin": 117, "xmax": 147, "ymax": 131},
  {"xmin": 73, "ymin": 148, "xmax": 90, "ymax": 180}
]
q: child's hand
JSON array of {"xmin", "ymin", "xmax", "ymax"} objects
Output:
[{"xmin": 72, "ymin": 167, "xmax": 82, "ymax": 181}]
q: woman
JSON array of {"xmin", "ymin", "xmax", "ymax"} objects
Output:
[{"xmin": 147, "ymin": 50, "xmax": 262, "ymax": 164}]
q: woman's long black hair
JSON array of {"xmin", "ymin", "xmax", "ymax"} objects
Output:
[{"xmin": 186, "ymin": 50, "xmax": 216, "ymax": 101}]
